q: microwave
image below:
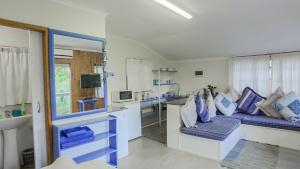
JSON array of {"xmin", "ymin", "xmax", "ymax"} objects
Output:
[{"xmin": 112, "ymin": 90, "xmax": 134, "ymax": 103}]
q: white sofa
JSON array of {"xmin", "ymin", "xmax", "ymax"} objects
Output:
[{"xmin": 167, "ymin": 103, "xmax": 300, "ymax": 162}]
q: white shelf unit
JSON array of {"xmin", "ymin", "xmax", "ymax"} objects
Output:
[{"xmin": 152, "ymin": 69, "xmax": 177, "ymax": 127}]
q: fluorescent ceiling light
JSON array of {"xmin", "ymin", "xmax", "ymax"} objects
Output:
[{"xmin": 153, "ymin": 0, "xmax": 192, "ymax": 19}]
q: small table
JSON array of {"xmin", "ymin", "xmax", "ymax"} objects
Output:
[{"xmin": 77, "ymin": 97, "xmax": 100, "ymax": 112}]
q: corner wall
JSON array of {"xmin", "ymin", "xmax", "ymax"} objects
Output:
[
  {"xmin": 169, "ymin": 58, "xmax": 230, "ymax": 95},
  {"xmin": 106, "ymin": 35, "xmax": 169, "ymax": 105}
]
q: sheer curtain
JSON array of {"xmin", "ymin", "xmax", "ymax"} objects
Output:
[
  {"xmin": 230, "ymin": 55, "xmax": 271, "ymax": 96},
  {"xmin": 272, "ymin": 53, "xmax": 300, "ymax": 95},
  {"xmin": 126, "ymin": 58, "xmax": 153, "ymax": 92},
  {"xmin": 0, "ymin": 48, "xmax": 31, "ymax": 107},
  {"xmin": 127, "ymin": 58, "xmax": 143, "ymax": 92}
]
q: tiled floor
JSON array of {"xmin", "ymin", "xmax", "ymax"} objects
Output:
[
  {"xmin": 119, "ymin": 137, "xmax": 223, "ymax": 169},
  {"xmin": 119, "ymin": 137, "xmax": 300, "ymax": 169},
  {"xmin": 142, "ymin": 110, "xmax": 167, "ymax": 144},
  {"xmin": 141, "ymin": 111, "xmax": 167, "ymax": 127},
  {"xmin": 142, "ymin": 121, "xmax": 167, "ymax": 144}
]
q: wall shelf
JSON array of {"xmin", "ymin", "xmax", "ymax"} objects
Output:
[{"xmin": 53, "ymin": 115, "xmax": 118, "ymax": 167}]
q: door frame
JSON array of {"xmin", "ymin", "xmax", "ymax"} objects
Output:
[{"xmin": 0, "ymin": 18, "xmax": 53, "ymax": 163}]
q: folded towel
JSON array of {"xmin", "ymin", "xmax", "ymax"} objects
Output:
[
  {"xmin": 61, "ymin": 126, "xmax": 93, "ymax": 138},
  {"xmin": 60, "ymin": 135, "xmax": 95, "ymax": 149},
  {"xmin": 60, "ymin": 131, "xmax": 94, "ymax": 144}
]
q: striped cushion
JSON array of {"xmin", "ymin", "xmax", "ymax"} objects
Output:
[
  {"xmin": 180, "ymin": 117, "xmax": 241, "ymax": 141},
  {"xmin": 237, "ymin": 87, "xmax": 266, "ymax": 115},
  {"xmin": 196, "ymin": 95, "xmax": 210, "ymax": 123}
]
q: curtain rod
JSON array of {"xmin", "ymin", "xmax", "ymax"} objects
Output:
[{"xmin": 234, "ymin": 50, "xmax": 300, "ymax": 58}]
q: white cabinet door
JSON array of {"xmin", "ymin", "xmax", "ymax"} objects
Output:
[
  {"xmin": 126, "ymin": 103, "xmax": 142, "ymax": 140},
  {"xmin": 110, "ymin": 109, "xmax": 129, "ymax": 159},
  {"xmin": 29, "ymin": 31, "xmax": 48, "ymax": 169},
  {"xmin": 112, "ymin": 102, "xmax": 141, "ymax": 141}
]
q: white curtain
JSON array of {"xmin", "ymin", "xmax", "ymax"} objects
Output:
[
  {"xmin": 0, "ymin": 48, "xmax": 31, "ymax": 107},
  {"xmin": 272, "ymin": 53, "xmax": 300, "ymax": 95},
  {"xmin": 141, "ymin": 60, "xmax": 153, "ymax": 91},
  {"xmin": 127, "ymin": 59, "xmax": 143, "ymax": 92},
  {"xmin": 126, "ymin": 58, "xmax": 153, "ymax": 92},
  {"xmin": 230, "ymin": 55, "xmax": 271, "ymax": 96}
]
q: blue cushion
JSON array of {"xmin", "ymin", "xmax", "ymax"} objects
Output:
[
  {"xmin": 273, "ymin": 92, "xmax": 300, "ymax": 121},
  {"xmin": 237, "ymin": 87, "xmax": 266, "ymax": 115},
  {"xmin": 214, "ymin": 93, "xmax": 236, "ymax": 116},
  {"xmin": 195, "ymin": 95, "xmax": 210, "ymax": 123},
  {"xmin": 220, "ymin": 113, "xmax": 250, "ymax": 120},
  {"xmin": 180, "ymin": 117, "xmax": 241, "ymax": 141},
  {"xmin": 241, "ymin": 115, "xmax": 300, "ymax": 132}
]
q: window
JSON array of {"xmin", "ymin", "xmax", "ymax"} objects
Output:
[
  {"xmin": 230, "ymin": 52, "xmax": 300, "ymax": 96},
  {"xmin": 55, "ymin": 64, "xmax": 72, "ymax": 115},
  {"xmin": 126, "ymin": 59, "xmax": 153, "ymax": 92},
  {"xmin": 230, "ymin": 55, "xmax": 271, "ymax": 96},
  {"xmin": 271, "ymin": 53, "xmax": 300, "ymax": 95},
  {"xmin": 94, "ymin": 63, "xmax": 104, "ymax": 97}
]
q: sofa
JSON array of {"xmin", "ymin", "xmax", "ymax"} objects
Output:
[{"xmin": 167, "ymin": 103, "xmax": 300, "ymax": 162}]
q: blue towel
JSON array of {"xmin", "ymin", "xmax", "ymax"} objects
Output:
[
  {"xmin": 60, "ymin": 135, "xmax": 95, "ymax": 149},
  {"xmin": 61, "ymin": 126, "xmax": 93, "ymax": 138},
  {"xmin": 60, "ymin": 126, "xmax": 95, "ymax": 149},
  {"xmin": 60, "ymin": 130, "xmax": 94, "ymax": 144}
]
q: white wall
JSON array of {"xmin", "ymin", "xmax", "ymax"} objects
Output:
[
  {"xmin": 169, "ymin": 58, "xmax": 230, "ymax": 95},
  {"xmin": 0, "ymin": 0, "xmax": 106, "ymax": 37},
  {"xmin": 0, "ymin": 1, "xmax": 107, "ymax": 166},
  {"xmin": 106, "ymin": 35, "xmax": 170, "ymax": 104}
]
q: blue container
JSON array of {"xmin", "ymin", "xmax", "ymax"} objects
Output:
[{"xmin": 12, "ymin": 109, "xmax": 22, "ymax": 117}]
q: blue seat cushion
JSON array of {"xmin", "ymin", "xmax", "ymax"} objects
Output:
[
  {"xmin": 219, "ymin": 113, "xmax": 250, "ymax": 120},
  {"xmin": 180, "ymin": 117, "xmax": 241, "ymax": 141},
  {"xmin": 242, "ymin": 115, "xmax": 300, "ymax": 131}
]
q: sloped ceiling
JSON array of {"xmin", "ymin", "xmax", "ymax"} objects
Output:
[{"xmin": 53, "ymin": 0, "xmax": 300, "ymax": 61}]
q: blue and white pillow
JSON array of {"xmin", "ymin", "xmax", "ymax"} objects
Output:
[
  {"xmin": 237, "ymin": 87, "xmax": 266, "ymax": 115},
  {"xmin": 272, "ymin": 92, "xmax": 300, "ymax": 121},
  {"xmin": 214, "ymin": 93, "xmax": 236, "ymax": 116},
  {"xmin": 195, "ymin": 94, "xmax": 210, "ymax": 123}
]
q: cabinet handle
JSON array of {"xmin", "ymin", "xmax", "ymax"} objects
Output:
[{"xmin": 37, "ymin": 101, "xmax": 41, "ymax": 113}]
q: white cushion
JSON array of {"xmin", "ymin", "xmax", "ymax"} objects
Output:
[
  {"xmin": 206, "ymin": 92, "xmax": 217, "ymax": 118},
  {"xmin": 181, "ymin": 95, "xmax": 197, "ymax": 128},
  {"xmin": 42, "ymin": 157, "xmax": 80, "ymax": 169},
  {"xmin": 257, "ymin": 87, "xmax": 284, "ymax": 119},
  {"xmin": 226, "ymin": 87, "xmax": 241, "ymax": 102},
  {"xmin": 214, "ymin": 93, "xmax": 236, "ymax": 116}
]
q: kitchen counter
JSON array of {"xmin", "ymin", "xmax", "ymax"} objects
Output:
[
  {"xmin": 165, "ymin": 98, "xmax": 187, "ymax": 105},
  {"xmin": 107, "ymin": 106, "xmax": 127, "ymax": 113}
]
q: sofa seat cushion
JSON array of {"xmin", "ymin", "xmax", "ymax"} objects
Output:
[
  {"xmin": 220, "ymin": 113, "xmax": 250, "ymax": 120},
  {"xmin": 242, "ymin": 115, "xmax": 300, "ymax": 131},
  {"xmin": 180, "ymin": 117, "xmax": 241, "ymax": 141}
]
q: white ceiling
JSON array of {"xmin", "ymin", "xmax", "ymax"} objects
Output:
[{"xmin": 53, "ymin": 0, "xmax": 300, "ymax": 61}]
